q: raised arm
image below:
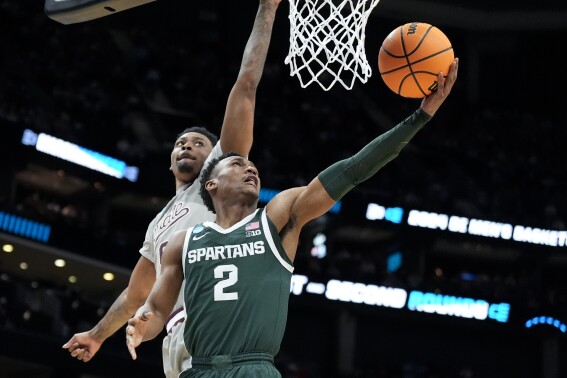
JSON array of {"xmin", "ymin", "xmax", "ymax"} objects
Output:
[
  {"xmin": 219, "ymin": 0, "xmax": 281, "ymax": 155},
  {"xmin": 268, "ymin": 59, "xmax": 459, "ymax": 260},
  {"xmin": 125, "ymin": 230, "xmax": 186, "ymax": 360},
  {"xmin": 62, "ymin": 255, "xmax": 156, "ymax": 362}
]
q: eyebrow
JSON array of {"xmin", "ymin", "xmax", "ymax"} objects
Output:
[
  {"xmin": 231, "ymin": 157, "xmax": 256, "ymax": 169},
  {"xmin": 176, "ymin": 136, "xmax": 207, "ymax": 144}
]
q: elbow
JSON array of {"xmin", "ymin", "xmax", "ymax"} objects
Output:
[
  {"xmin": 372, "ymin": 151, "xmax": 401, "ymax": 174},
  {"xmin": 123, "ymin": 292, "xmax": 148, "ymax": 314},
  {"xmin": 235, "ymin": 72, "xmax": 259, "ymax": 96}
]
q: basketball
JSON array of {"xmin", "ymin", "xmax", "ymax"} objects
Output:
[{"xmin": 378, "ymin": 22, "xmax": 454, "ymax": 98}]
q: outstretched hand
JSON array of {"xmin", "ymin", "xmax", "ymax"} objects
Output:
[
  {"xmin": 125, "ymin": 310, "xmax": 153, "ymax": 360},
  {"xmin": 62, "ymin": 331, "xmax": 102, "ymax": 362},
  {"xmin": 420, "ymin": 57, "xmax": 459, "ymax": 117}
]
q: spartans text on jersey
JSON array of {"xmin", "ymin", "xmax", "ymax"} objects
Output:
[{"xmin": 186, "ymin": 241, "xmax": 265, "ymax": 264}]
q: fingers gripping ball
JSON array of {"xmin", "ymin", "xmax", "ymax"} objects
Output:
[{"xmin": 378, "ymin": 22, "xmax": 454, "ymax": 98}]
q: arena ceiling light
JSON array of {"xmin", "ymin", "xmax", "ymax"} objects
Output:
[{"xmin": 21, "ymin": 129, "xmax": 139, "ymax": 183}]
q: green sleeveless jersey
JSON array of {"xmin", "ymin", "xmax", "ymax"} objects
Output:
[{"xmin": 181, "ymin": 208, "xmax": 294, "ymax": 358}]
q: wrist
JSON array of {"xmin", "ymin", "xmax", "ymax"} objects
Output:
[
  {"xmin": 260, "ymin": 1, "xmax": 279, "ymax": 11},
  {"xmin": 134, "ymin": 306, "xmax": 150, "ymax": 319},
  {"xmin": 415, "ymin": 108, "xmax": 433, "ymax": 121},
  {"xmin": 89, "ymin": 326, "xmax": 107, "ymax": 343}
]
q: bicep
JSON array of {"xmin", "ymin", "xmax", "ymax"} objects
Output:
[
  {"xmin": 159, "ymin": 231, "xmax": 186, "ymax": 284},
  {"xmin": 146, "ymin": 232, "xmax": 185, "ymax": 314},
  {"xmin": 127, "ymin": 256, "xmax": 156, "ymax": 304},
  {"xmin": 148, "ymin": 264, "xmax": 183, "ymax": 314},
  {"xmin": 266, "ymin": 180, "xmax": 335, "ymax": 231},
  {"xmin": 291, "ymin": 178, "xmax": 336, "ymax": 226},
  {"xmin": 266, "ymin": 182, "xmax": 335, "ymax": 263}
]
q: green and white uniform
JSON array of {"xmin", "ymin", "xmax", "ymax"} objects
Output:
[
  {"xmin": 140, "ymin": 143, "xmax": 222, "ymax": 378},
  {"xmin": 173, "ymin": 108, "xmax": 432, "ymax": 377},
  {"xmin": 181, "ymin": 208, "xmax": 293, "ymax": 377}
]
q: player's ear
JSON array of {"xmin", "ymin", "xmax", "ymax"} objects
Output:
[{"xmin": 205, "ymin": 179, "xmax": 217, "ymax": 192}]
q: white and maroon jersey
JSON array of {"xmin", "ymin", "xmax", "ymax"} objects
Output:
[{"xmin": 139, "ymin": 142, "xmax": 222, "ymax": 313}]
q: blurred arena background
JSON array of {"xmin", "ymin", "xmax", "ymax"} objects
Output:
[{"xmin": 0, "ymin": 0, "xmax": 566, "ymax": 377}]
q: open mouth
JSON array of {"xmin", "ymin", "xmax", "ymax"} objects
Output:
[
  {"xmin": 177, "ymin": 153, "xmax": 195, "ymax": 161},
  {"xmin": 244, "ymin": 175, "xmax": 258, "ymax": 187}
]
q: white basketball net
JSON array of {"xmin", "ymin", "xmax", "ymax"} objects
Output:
[{"xmin": 285, "ymin": 0, "xmax": 381, "ymax": 91}]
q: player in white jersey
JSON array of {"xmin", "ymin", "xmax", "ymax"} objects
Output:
[
  {"xmin": 62, "ymin": 1, "xmax": 282, "ymax": 377},
  {"xmin": 145, "ymin": 130, "xmax": 220, "ymax": 376}
]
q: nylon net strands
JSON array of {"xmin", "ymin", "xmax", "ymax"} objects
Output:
[{"xmin": 285, "ymin": 0, "xmax": 381, "ymax": 91}]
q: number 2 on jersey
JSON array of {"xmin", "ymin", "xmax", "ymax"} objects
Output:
[{"xmin": 214, "ymin": 264, "xmax": 238, "ymax": 301}]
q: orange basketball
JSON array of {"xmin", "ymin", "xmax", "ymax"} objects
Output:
[{"xmin": 378, "ymin": 22, "xmax": 454, "ymax": 98}]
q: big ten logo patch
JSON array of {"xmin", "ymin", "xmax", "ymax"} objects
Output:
[{"xmin": 246, "ymin": 229, "xmax": 262, "ymax": 238}]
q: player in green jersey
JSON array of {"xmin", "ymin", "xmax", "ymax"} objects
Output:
[{"xmin": 126, "ymin": 58, "xmax": 459, "ymax": 377}]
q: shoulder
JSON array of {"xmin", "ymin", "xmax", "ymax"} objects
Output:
[
  {"xmin": 267, "ymin": 187, "xmax": 305, "ymax": 210},
  {"xmin": 171, "ymin": 229, "xmax": 190, "ymax": 248},
  {"xmin": 265, "ymin": 187, "xmax": 305, "ymax": 232}
]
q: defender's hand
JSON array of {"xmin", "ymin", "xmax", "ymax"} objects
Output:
[{"xmin": 62, "ymin": 331, "xmax": 102, "ymax": 362}]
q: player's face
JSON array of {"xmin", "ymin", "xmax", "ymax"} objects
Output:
[
  {"xmin": 170, "ymin": 132, "xmax": 213, "ymax": 184},
  {"xmin": 215, "ymin": 156, "xmax": 260, "ymax": 199}
]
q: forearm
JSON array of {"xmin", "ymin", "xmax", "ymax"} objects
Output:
[
  {"xmin": 219, "ymin": 1, "xmax": 279, "ymax": 154},
  {"xmin": 237, "ymin": 1, "xmax": 279, "ymax": 89},
  {"xmin": 135, "ymin": 262, "xmax": 182, "ymax": 341},
  {"xmin": 90, "ymin": 289, "xmax": 138, "ymax": 341},
  {"xmin": 318, "ymin": 109, "xmax": 431, "ymax": 200}
]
